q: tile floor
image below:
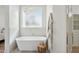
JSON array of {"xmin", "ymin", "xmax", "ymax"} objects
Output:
[
  {"xmin": 0, "ymin": 40, "xmax": 4, "ymax": 53},
  {"xmin": 72, "ymin": 46, "xmax": 79, "ymax": 53},
  {"xmin": 11, "ymin": 48, "xmax": 37, "ymax": 53},
  {"xmin": 11, "ymin": 48, "xmax": 49, "ymax": 53}
]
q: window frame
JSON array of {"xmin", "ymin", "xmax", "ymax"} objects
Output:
[{"xmin": 20, "ymin": 5, "xmax": 46, "ymax": 28}]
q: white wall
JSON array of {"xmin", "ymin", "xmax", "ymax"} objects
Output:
[
  {"xmin": 1, "ymin": 6, "xmax": 10, "ymax": 52},
  {"xmin": 0, "ymin": 6, "xmax": 7, "ymax": 32},
  {"xmin": 9, "ymin": 5, "xmax": 19, "ymax": 51},
  {"xmin": 20, "ymin": 6, "xmax": 46, "ymax": 36},
  {"xmin": 53, "ymin": 5, "xmax": 66, "ymax": 53}
]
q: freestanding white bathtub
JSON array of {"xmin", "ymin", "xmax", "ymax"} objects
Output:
[{"xmin": 16, "ymin": 36, "xmax": 47, "ymax": 51}]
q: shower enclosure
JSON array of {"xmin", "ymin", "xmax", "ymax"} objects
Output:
[{"xmin": 67, "ymin": 5, "xmax": 79, "ymax": 53}]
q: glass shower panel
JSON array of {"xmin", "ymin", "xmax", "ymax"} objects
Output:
[
  {"xmin": 72, "ymin": 14, "xmax": 79, "ymax": 46},
  {"xmin": 67, "ymin": 5, "xmax": 79, "ymax": 53},
  {"xmin": 73, "ymin": 14, "xmax": 79, "ymax": 30}
]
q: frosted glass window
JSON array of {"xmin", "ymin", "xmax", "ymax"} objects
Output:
[{"xmin": 22, "ymin": 7, "xmax": 42, "ymax": 28}]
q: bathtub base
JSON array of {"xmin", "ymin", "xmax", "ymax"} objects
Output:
[{"xmin": 16, "ymin": 36, "xmax": 47, "ymax": 51}]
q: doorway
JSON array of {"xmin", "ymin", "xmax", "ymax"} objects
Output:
[{"xmin": 67, "ymin": 5, "xmax": 79, "ymax": 53}]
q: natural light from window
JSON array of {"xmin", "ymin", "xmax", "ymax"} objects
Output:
[{"xmin": 22, "ymin": 6, "xmax": 43, "ymax": 28}]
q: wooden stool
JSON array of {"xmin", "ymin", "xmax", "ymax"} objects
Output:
[{"xmin": 37, "ymin": 42, "xmax": 47, "ymax": 53}]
